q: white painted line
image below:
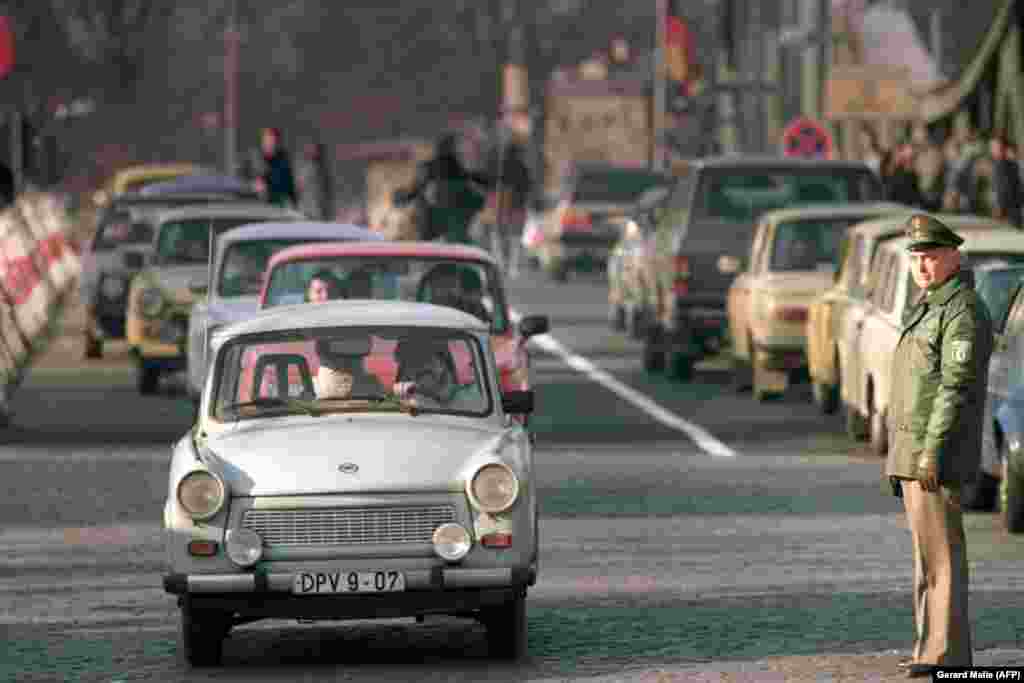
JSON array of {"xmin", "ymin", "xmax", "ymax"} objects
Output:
[{"xmin": 517, "ymin": 314, "xmax": 737, "ymax": 457}]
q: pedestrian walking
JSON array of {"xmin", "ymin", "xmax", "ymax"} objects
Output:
[
  {"xmin": 989, "ymin": 134, "xmax": 1022, "ymax": 228},
  {"xmin": 397, "ymin": 133, "xmax": 488, "ymax": 244},
  {"xmin": 257, "ymin": 127, "xmax": 298, "ymax": 209},
  {"xmin": 885, "ymin": 214, "xmax": 994, "ymax": 677},
  {"xmin": 296, "ymin": 141, "xmax": 334, "ymax": 220},
  {"xmin": 484, "ymin": 136, "xmax": 532, "ymax": 277}
]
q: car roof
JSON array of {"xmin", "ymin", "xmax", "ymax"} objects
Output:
[
  {"xmin": 672, "ymin": 155, "xmax": 875, "ymax": 172},
  {"xmin": 147, "ymin": 203, "xmax": 302, "ymax": 223},
  {"xmin": 215, "ymin": 299, "xmax": 489, "ymax": 342},
  {"xmin": 216, "ymin": 221, "xmax": 383, "ymax": 247},
  {"xmin": 884, "ymin": 227, "xmax": 1024, "ymax": 255},
  {"xmin": 139, "ymin": 174, "xmax": 255, "ymax": 196},
  {"xmin": 761, "ymin": 202, "xmax": 910, "ymax": 224},
  {"xmin": 852, "ymin": 213, "xmax": 1019, "ymax": 242},
  {"xmin": 266, "ymin": 240, "xmax": 497, "ymax": 270}
]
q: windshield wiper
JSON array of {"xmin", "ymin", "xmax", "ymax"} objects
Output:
[{"xmin": 223, "ymin": 396, "xmax": 323, "ymax": 418}]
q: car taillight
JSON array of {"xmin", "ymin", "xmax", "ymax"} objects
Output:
[
  {"xmin": 774, "ymin": 306, "xmax": 808, "ymax": 323},
  {"xmin": 673, "ymin": 255, "xmax": 690, "ymax": 296},
  {"xmin": 561, "ymin": 209, "xmax": 592, "ymax": 231}
]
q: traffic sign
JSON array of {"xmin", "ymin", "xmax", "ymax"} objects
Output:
[{"xmin": 781, "ymin": 117, "xmax": 833, "ymax": 160}]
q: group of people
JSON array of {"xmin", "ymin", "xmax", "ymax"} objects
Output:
[
  {"xmin": 861, "ymin": 122, "xmax": 1024, "ymax": 228},
  {"xmin": 242, "ymin": 126, "xmax": 335, "ymax": 220}
]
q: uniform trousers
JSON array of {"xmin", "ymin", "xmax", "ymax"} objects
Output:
[{"xmin": 900, "ymin": 479, "xmax": 972, "ymax": 666}]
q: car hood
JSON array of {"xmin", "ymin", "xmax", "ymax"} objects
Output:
[{"xmin": 206, "ymin": 415, "xmax": 506, "ymax": 495}]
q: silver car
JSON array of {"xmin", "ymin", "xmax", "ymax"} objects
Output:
[
  {"xmin": 185, "ymin": 221, "xmax": 383, "ymax": 403},
  {"xmin": 164, "ymin": 300, "xmax": 537, "ymax": 665}
]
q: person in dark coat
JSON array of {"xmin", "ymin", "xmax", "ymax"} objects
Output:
[
  {"xmin": 399, "ymin": 133, "xmax": 488, "ymax": 244},
  {"xmin": 884, "ymin": 142, "xmax": 924, "ymax": 208},
  {"xmin": 990, "ymin": 134, "xmax": 1023, "ymax": 228},
  {"xmin": 258, "ymin": 127, "xmax": 298, "ymax": 208},
  {"xmin": 485, "ymin": 138, "xmax": 533, "ymax": 276}
]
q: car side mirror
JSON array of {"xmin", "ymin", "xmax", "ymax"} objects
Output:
[
  {"xmin": 123, "ymin": 251, "xmax": 145, "ymax": 270},
  {"xmin": 519, "ymin": 314, "xmax": 549, "ymax": 338},
  {"xmin": 502, "ymin": 390, "xmax": 534, "ymax": 415},
  {"xmin": 189, "ymin": 278, "xmax": 209, "ymax": 296},
  {"xmin": 718, "ymin": 254, "xmax": 741, "ymax": 274}
]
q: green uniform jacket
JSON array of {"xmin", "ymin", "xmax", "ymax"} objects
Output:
[{"xmin": 886, "ymin": 269, "xmax": 994, "ymax": 487}]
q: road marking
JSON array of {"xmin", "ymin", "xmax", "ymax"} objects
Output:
[{"xmin": 520, "ymin": 321, "xmax": 736, "ymax": 458}]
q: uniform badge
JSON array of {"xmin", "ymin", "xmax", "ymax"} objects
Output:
[{"xmin": 951, "ymin": 340, "xmax": 970, "ymax": 362}]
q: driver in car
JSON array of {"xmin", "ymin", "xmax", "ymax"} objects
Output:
[
  {"xmin": 392, "ymin": 338, "xmax": 482, "ymax": 410},
  {"xmin": 315, "ymin": 336, "xmax": 384, "ymax": 399}
]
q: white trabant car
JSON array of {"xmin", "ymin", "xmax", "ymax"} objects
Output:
[
  {"xmin": 845, "ymin": 220, "xmax": 1024, "ymax": 457},
  {"xmin": 185, "ymin": 221, "xmax": 382, "ymax": 403},
  {"xmin": 164, "ymin": 300, "xmax": 537, "ymax": 665}
]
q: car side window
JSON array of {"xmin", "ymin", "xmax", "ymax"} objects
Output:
[
  {"xmin": 881, "ymin": 254, "xmax": 902, "ymax": 313},
  {"xmin": 748, "ymin": 220, "xmax": 768, "ymax": 273},
  {"xmin": 869, "ymin": 251, "xmax": 892, "ymax": 310},
  {"xmin": 1004, "ymin": 287, "xmax": 1024, "ymax": 337}
]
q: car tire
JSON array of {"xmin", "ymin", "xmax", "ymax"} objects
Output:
[
  {"xmin": 483, "ymin": 591, "xmax": 527, "ymax": 660},
  {"xmin": 643, "ymin": 325, "xmax": 666, "ymax": 373},
  {"xmin": 609, "ymin": 303, "xmax": 626, "ymax": 331},
  {"xmin": 732, "ymin": 356, "xmax": 753, "ymax": 393},
  {"xmin": 845, "ymin": 404, "xmax": 868, "ymax": 442},
  {"xmin": 812, "ymin": 382, "xmax": 839, "ymax": 415},
  {"xmin": 868, "ymin": 403, "xmax": 888, "ymax": 457},
  {"xmin": 669, "ymin": 351, "xmax": 694, "ymax": 382},
  {"xmin": 180, "ymin": 601, "xmax": 228, "ymax": 667},
  {"xmin": 625, "ymin": 305, "xmax": 645, "ymax": 340},
  {"xmin": 1003, "ymin": 457, "xmax": 1024, "ymax": 533},
  {"xmin": 137, "ymin": 363, "xmax": 160, "ymax": 395},
  {"xmin": 962, "ymin": 471, "xmax": 999, "ymax": 511},
  {"xmin": 752, "ymin": 358, "xmax": 781, "ymax": 402},
  {"xmin": 84, "ymin": 331, "xmax": 103, "ymax": 359}
]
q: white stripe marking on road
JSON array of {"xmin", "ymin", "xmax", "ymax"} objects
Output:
[{"xmin": 521, "ymin": 324, "xmax": 737, "ymax": 458}]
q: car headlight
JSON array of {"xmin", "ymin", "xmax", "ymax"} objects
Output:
[
  {"xmin": 466, "ymin": 462, "xmax": 519, "ymax": 513},
  {"xmin": 225, "ymin": 528, "xmax": 263, "ymax": 567},
  {"xmin": 138, "ymin": 288, "xmax": 164, "ymax": 317},
  {"xmin": 100, "ymin": 276, "xmax": 125, "ymax": 300},
  {"xmin": 176, "ymin": 470, "xmax": 225, "ymax": 520},
  {"xmin": 432, "ymin": 523, "xmax": 471, "ymax": 561}
]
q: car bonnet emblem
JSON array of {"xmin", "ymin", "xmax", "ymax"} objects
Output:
[{"xmin": 338, "ymin": 463, "xmax": 359, "ymax": 474}]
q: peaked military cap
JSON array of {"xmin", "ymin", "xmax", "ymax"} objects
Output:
[{"xmin": 904, "ymin": 214, "xmax": 964, "ymax": 252}]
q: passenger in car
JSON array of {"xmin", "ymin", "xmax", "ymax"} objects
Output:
[
  {"xmin": 314, "ymin": 337, "xmax": 384, "ymax": 399},
  {"xmin": 305, "ymin": 269, "xmax": 343, "ymax": 303}
]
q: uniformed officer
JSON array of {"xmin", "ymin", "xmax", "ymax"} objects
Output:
[{"xmin": 886, "ymin": 214, "xmax": 994, "ymax": 677}]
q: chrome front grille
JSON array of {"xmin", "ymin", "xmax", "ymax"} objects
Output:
[{"xmin": 242, "ymin": 505, "xmax": 456, "ymax": 547}]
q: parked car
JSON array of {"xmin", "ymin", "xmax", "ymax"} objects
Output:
[
  {"xmin": 91, "ymin": 162, "xmax": 206, "ymax": 208},
  {"xmin": 124, "ymin": 203, "xmax": 302, "ymax": 394},
  {"xmin": 640, "ymin": 156, "xmax": 883, "ymax": 381},
  {"xmin": 727, "ymin": 203, "xmax": 907, "ymax": 401},
  {"xmin": 80, "ymin": 192, "xmax": 261, "ymax": 359},
  {"xmin": 258, "ymin": 241, "xmax": 550, "ymax": 393},
  {"xmin": 846, "ymin": 221, "xmax": 1024, "ymax": 458},
  {"xmin": 607, "ymin": 185, "xmax": 671, "ymax": 338},
  {"xmin": 164, "ymin": 300, "xmax": 537, "ymax": 665},
  {"xmin": 807, "ymin": 213, "xmax": 915, "ymax": 415},
  {"xmin": 535, "ymin": 163, "xmax": 670, "ymax": 282},
  {"xmin": 975, "ymin": 263, "xmax": 1024, "ymax": 330},
  {"xmin": 185, "ymin": 222, "xmax": 383, "ymax": 403}
]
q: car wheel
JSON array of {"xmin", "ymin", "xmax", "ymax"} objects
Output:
[
  {"xmin": 137, "ymin": 363, "xmax": 160, "ymax": 395},
  {"xmin": 180, "ymin": 601, "xmax": 229, "ymax": 667},
  {"xmin": 1003, "ymin": 456, "xmax": 1024, "ymax": 533},
  {"xmin": 962, "ymin": 471, "xmax": 998, "ymax": 511},
  {"xmin": 845, "ymin": 404, "xmax": 868, "ymax": 442},
  {"xmin": 483, "ymin": 591, "xmax": 527, "ymax": 660},
  {"xmin": 609, "ymin": 302, "xmax": 626, "ymax": 331},
  {"xmin": 643, "ymin": 325, "xmax": 666, "ymax": 373},
  {"xmin": 732, "ymin": 356, "xmax": 753, "ymax": 393},
  {"xmin": 812, "ymin": 382, "xmax": 839, "ymax": 415},
  {"xmin": 84, "ymin": 331, "xmax": 103, "ymax": 359},
  {"xmin": 752, "ymin": 358, "xmax": 781, "ymax": 402},
  {"xmin": 868, "ymin": 403, "xmax": 888, "ymax": 457}
]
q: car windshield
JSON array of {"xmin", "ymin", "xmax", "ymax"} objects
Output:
[
  {"xmin": 94, "ymin": 216, "xmax": 153, "ymax": 250},
  {"xmin": 770, "ymin": 217, "xmax": 858, "ymax": 272},
  {"xmin": 698, "ymin": 169, "xmax": 881, "ymax": 222},
  {"xmin": 571, "ymin": 169, "xmax": 668, "ymax": 203},
  {"xmin": 974, "ymin": 264, "xmax": 1024, "ymax": 326},
  {"xmin": 155, "ymin": 218, "xmax": 269, "ymax": 266},
  {"xmin": 263, "ymin": 257, "xmax": 510, "ymax": 331},
  {"xmin": 212, "ymin": 325, "xmax": 492, "ymax": 420},
  {"xmin": 218, "ymin": 239, "xmax": 320, "ymax": 297}
]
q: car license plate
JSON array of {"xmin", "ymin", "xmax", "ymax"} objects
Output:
[{"xmin": 292, "ymin": 570, "xmax": 405, "ymax": 595}]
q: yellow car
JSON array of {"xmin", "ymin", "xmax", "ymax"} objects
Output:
[
  {"xmin": 126, "ymin": 203, "xmax": 302, "ymax": 395},
  {"xmin": 93, "ymin": 163, "xmax": 206, "ymax": 208},
  {"xmin": 727, "ymin": 202, "xmax": 906, "ymax": 401}
]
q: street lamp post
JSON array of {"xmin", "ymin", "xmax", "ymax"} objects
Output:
[{"xmin": 224, "ymin": 0, "xmax": 239, "ymax": 176}]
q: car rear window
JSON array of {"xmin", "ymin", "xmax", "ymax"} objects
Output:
[
  {"xmin": 770, "ymin": 217, "xmax": 860, "ymax": 272},
  {"xmin": 154, "ymin": 217, "xmax": 273, "ymax": 266},
  {"xmin": 695, "ymin": 169, "xmax": 882, "ymax": 222},
  {"xmin": 93, "ymin": 216, "xmax": 153, "ymax": 250},
  {"xmin": 571, "ymin": 169, "xmax": 668, "ymax": 203}
]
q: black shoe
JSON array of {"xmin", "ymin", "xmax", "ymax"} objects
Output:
[{"xmin": 906, "ymin": 663, "xmax": 937, "ymax": 678}]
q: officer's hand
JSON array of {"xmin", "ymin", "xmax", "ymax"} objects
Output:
[{"xmin": 918, "ymin": 457, "xmax": 939, "ymax": 492}]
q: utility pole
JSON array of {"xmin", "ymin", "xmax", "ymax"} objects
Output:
[
  {"xmin": 653, "ymin": 0, "xmax": 668, "ymax": 170},
  {"xmin": 224, "ymin": 0, "xmax": 239, "ymax": 176}
]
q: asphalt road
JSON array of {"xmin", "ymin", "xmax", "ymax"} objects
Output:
[{"xmin": 2, "ymin": 268, "xmax": 1024, "ymax": 682}]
